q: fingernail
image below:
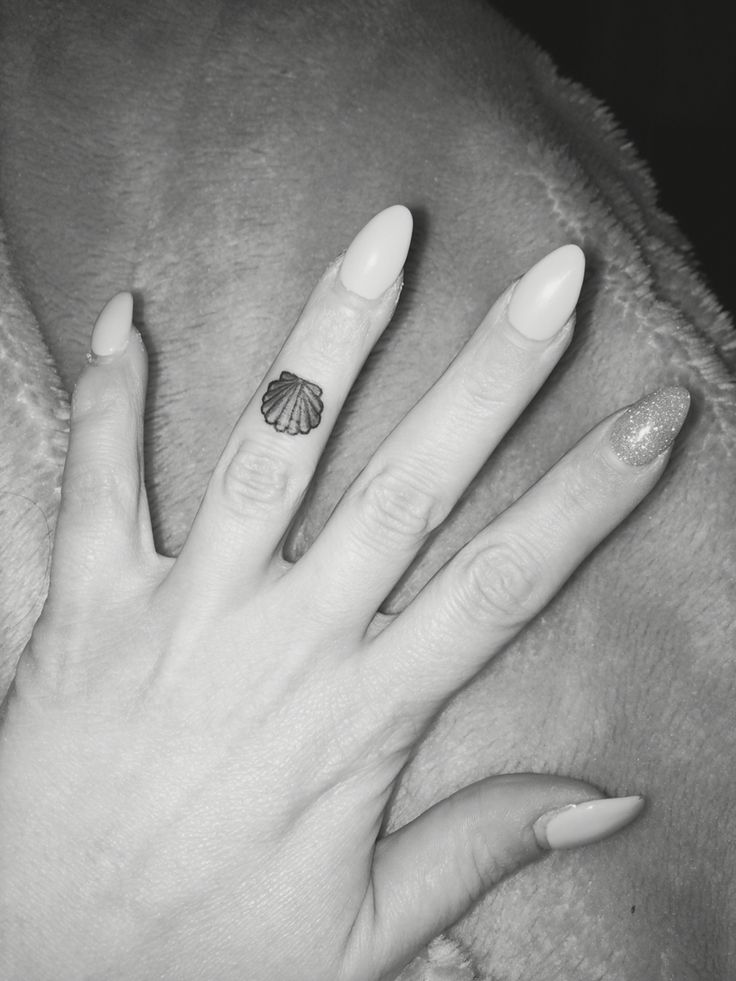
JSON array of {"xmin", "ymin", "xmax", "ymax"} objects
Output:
[
  {"xmin": 533, "ymin": 795, "xmax": 645, "ymax": 850},
  {"xmin": 507, "ymin": 244, "xmax": 585, "ymax": 341},
  {"xmin": 90, "ymin": 292, "xmax": 133, "ymax": 358},
  {"xmin": 338, "ymin": 205, "xmax": 413, "ymax": 299},
  {"xmin": 609, "ymin": 386, "xmax": 690, "ymax": 466}
]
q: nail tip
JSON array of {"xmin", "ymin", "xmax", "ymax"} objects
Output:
[
  {"xmin": 101, "ymin": 290, "xmax": 134, "ymax": 319},
  {"xmin": 609, "ymin": 385, "xmax": 691, "ymax": 466},
  {"xmin": 535, "ymin": 793, "xmax": 646, "ymax": 851},
  {"xmin": 553, "ymin": 242, "xmax": 586, "ymax": 275},
  {"xmin": 507, "ymin": 243, "xmax": 586, "ymax": 340},
  {"xmin": 90, "ymin": 291, "xmax": 134, "ymax": 357},
  {"xmin": 338, "ymin": 205, "xmax": 413, "ymax": 299}
]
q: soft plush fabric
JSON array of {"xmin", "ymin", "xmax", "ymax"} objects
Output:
[{"xmin": 0, "ymin": 2, "xmax": 733, "ymax": 977}]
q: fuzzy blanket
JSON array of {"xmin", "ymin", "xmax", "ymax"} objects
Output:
[{"xmin": 1, "ymin": 2, "xmax": 733, "ymax": 978}]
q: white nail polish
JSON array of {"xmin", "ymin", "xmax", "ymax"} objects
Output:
[
  {"xmin": 533, "ymin": 795, "xmax": 645, "ymax": 850},
  {"xmin": 507, "ymin": 244, "xmax": 585, "ymax": 341},
  {"xmin": 90, "ymin": 292, "xmax": 133, "ymax": 357},
  {"xmin": 338, "ymin": 205, "xmax": 413, "ymax": 299}
]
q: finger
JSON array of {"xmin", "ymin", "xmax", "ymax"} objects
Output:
[
  {"xmin": 168, "ymin": 206, "xmax": 412, "ymax": 605},
  {"xmin": 289, "ymin": 245, "xmax": 585, "ymax": 633},
  {"xmin": 341, "ymin": 773, "xmax": 645, "ymax": 980},
  {"xmin": 45, "ymin": 293, "xmax": 157, "ymax": 618},
  {"xmin": 366, "ymin": 386, "xmax": 690, "ymax": 721}
]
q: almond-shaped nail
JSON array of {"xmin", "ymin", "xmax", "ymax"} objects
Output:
[
  {"xmin": 90, "ymin": 292, "xmax": 133, "ymax": 358},
  {"xmin": 609, "ymin": 386, "xmax": 690, "ymax": 466},
  {"xmin": 507, "ymin": 244, "xmax": 585, "ymax": 341},
  {"xmin": 533, "ymin": 795, "xmax": 645, "ymax": 850},
  {"xmin": 338, "ymin": 205, "xmax": 413, "ymax": 300}
]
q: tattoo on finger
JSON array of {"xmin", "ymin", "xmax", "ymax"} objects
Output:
[{"xmin": 261, "ymin": 371, "xmax": 324, "ymax": 435}]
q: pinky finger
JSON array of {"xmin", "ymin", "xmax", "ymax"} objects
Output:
[
  {"xmin": 364, "ymin": 386, "xmax": 690, "ymax": 720},
  {"xmin": 342, "ymin": 773, "xmax": 644, "ymax": 980},
  {"xmin": 46, "ymin": 293, "xmax": 158, "ymax": 617}
]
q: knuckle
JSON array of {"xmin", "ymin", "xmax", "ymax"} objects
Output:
[
  {"xmin": 458, "ymin": 363, "xmax": 513, "ymax": 419},
  {"xmin": 63, "ymin": 461, "xmax": 139, "ymax": 518},
  {"xmin": 455, "ymin": 340, "xmax": 527, "ymax": 420},
  {"xmin": 71, "ymin": 368, "xmax": 136, "ymax": 422},
  {"xmin": 463, "ymin": 824, "xmax": 498, "ymax": 898},
  {"xmin": 354, "ymin": 464, "xmax": 445, "ymax": 551},
  {"xmin": 457, "ymin": 536, "xmax": 542, "ymax": 628},
  {"xmin": 540, "ymin": 455, "xmax": 610, "ymax": 545},
  {"xmin": 218, "ymin": 441, "xmax": 300, "ymax": 517},
  {"xmin": 297, "ymin": 299, "xmax": 370, "ymax": 368},
  {"xmin": 560, "ymin": 453, "xmax": 610, "ymax": 515}
]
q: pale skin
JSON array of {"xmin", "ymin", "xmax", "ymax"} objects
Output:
[{"xmin": 0, "ymin": 220, "xmax": 684, "ymax": 980}]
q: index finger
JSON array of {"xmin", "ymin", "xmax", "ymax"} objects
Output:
[{"xmin": 168, "ymin": 206, "xmax": 412, "ymax": 604}]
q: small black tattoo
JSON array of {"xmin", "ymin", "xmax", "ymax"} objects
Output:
[{"xmin": 261, "ymin": 370, "xmax": 324, "ymax": 435}]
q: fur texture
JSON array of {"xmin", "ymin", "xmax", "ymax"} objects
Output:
[{"xmin": 0, "ymin": 1, "xmax": 733, "ymax": 977}]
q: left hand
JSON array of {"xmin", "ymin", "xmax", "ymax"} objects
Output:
[{"xmin": 0, "ymin": 206, "xmax": 686, "ymax": 981}]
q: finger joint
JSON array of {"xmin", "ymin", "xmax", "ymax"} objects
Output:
[
  {"xmin": 217, "ymin": 441, "xmax": 303, "ymax": 520},
  {"xmin": 455, "ymin": 537, "xmax": 543, "ymax": 629},
  {"xmin": 62, "ymin": 462, "xmax": 139, "ymax": 519},
  {"xmin": 352, "ymin": 465, "xmax": 446, "ymax": 554}
]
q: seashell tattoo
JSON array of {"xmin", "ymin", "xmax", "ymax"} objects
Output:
[{"xmin": 260, "ymin": 370, "xmax": 324, "ymax": 435}]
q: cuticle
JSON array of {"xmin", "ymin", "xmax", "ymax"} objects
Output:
[{"xmin": 86, "ymin": 348, "xmax": 127, "ymax": 367}]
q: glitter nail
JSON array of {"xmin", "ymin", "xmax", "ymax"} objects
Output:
[{"xmin": 609, "ymin": 386, "xmax": 690, "ymax": 466}]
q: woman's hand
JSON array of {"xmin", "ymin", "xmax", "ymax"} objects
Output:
[{"xmin": 0, "ymin": 206, "xmax": 689, "ymax": 981}]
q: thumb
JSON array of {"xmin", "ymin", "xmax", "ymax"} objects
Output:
[{"xmin": 347, "ymin": 773, "xmax": 644, "ymax": 979}]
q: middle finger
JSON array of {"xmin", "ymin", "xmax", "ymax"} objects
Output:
[{"xmin": 290, "ymin": 244, "xmax": 585, "ymax": 633}]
